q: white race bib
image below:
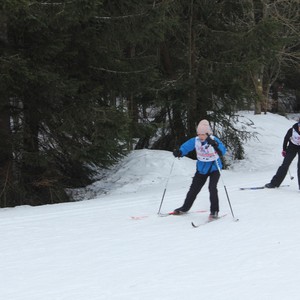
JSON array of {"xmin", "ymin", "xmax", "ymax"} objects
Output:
[
  {"xmin": 290, "ymin": 128, "xmax": 300, "ymax": 146},
  {"xmin": 195, "ymin": 138, "xmax": 218, "ymax": 162}
]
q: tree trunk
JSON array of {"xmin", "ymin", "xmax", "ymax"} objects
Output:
[
  {"xmin": 0, "ymin": 12, "xmax": 14, "ymax": 207},
  {"xmin": 0, "ymin": 99, "xmax": 13, "ymax": 207},
  {"xmin": 251, "ymin": 67, "xmax": 268, "ymax": 115},
  {"xmin": 187, "ymin": 0, "xmax": 198, "ymax": 135}
]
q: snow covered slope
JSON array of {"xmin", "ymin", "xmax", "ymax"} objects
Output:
[{"xmin": 0, "ymin": 112, "xmax": 300, "ymax": 300}]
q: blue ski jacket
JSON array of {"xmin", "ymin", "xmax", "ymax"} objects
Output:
[{"xmin": 179, "ymin": 136, "xmax": 226, "ymax": 175}]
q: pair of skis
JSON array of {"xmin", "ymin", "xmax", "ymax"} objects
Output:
[
  {"xmin": 132, "ymin": 210, "xmax": 237, "ymax": 228},
  {"xmin": 158, "ymin": 211, "xmax": 235, "ymax": 228}
]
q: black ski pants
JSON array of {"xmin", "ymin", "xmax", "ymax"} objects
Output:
[
  {"xmin": 179, "ymin": 170, "xmax": 220, "ymax": 213},
  {"xmin": 270, "ymin": 144, "xmax": 300, "ymax": 188}
]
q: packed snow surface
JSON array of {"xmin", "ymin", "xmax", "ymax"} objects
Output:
[{"xmin": 1, "ymin": 112, "xmax": 300, "ymax": 300}]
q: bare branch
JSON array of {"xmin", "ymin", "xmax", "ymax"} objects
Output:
[
  {"xmin": 94, "ymin": 12, "xmax": 147, "ymax": 21},
  {"xmin": 89, "ymin": 66, "xmax": 152, "ymax": 74}
]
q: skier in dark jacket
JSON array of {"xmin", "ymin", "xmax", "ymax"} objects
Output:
[
  {"xmin": 172, "ymin": 120, "xmax": 226, "ymax": 219},
  {"xmin": 265, "ymin": 121, "xmax": 300, "ymax": 189}
]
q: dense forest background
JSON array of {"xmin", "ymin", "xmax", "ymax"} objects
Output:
[{"xmin": 0, "ymin": 0, "xmax": 299, "ymax": 207}]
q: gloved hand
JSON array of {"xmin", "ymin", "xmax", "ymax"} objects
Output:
[
  {"xmin": 173, "ymin": 149, "xmax": 182, "ymax": 158},
  {"xmin": 206, "ymin": 135, "xmax": 218, "ymax": 148},
  {"xmin": 282, "ymin": 150, "xmax": 286, "ymax": 157}
]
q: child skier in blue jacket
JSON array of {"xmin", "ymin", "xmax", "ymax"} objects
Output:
[{"xmin": 172, "ymin": 120, "xmax": 226, "ymax": 219}]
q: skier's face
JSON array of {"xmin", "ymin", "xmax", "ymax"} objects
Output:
[{"xmin": 197, "ymin": 133, "xmax": 207, "ymax": 142}]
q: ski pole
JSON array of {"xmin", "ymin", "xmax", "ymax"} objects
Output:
[
  {"xmin": 288, "ymin": 169, "xmax": 294, "ymax": 180},
  {"xmin": 157, "ymin": 157, "xmax": 176, "ymax": 214},
  {"xmin": 215, "ymin": 158, "xmax": 238, "ymax": 221}
]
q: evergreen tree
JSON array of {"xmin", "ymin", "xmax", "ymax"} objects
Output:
[{"xmin": 0, "ymin": 0, "xmax": 130, "ymax": 206}]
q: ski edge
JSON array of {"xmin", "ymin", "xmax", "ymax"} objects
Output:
[
  {"xmin": 240, "ymin": 186, "xmax": 264, "ymax": 190},
  {"xmin": 131, "ymin": 210, "xmax": 208, "ymax": 220},
  {"xmin": 240, "ymin": 184, "xmax": 289, "ymax": 190},
  {"xmin": 158, "ymin": 209, "xmax": 208, "ymax": 217}
]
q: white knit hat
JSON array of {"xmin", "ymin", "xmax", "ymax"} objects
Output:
[{"xmin": 197, "ymin": 119, "xmax": 212, "ymax": 135}]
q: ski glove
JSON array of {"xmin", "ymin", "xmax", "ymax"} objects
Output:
[
  {"xmin": 282, "ymin": 150, "xmax": 286, "ymax": 157},
  {"xmin": 206, "ymin": 135, "xmax": 218, "ymax": 148},
  {"xmin": 173, "ymin": 149, "xmax": 182, "ymax": 158}
]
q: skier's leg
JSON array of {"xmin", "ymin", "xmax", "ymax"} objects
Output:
[
  {"xmin": 208, "ymin": 171, "xmax": 220, "ymax": 214},
  {"xmin": 175, "ymin": 172, "xmax": 207, "ymax": 212},
  {"xmin": 270, "ymin": 150, "xmax": 296, "ymax": 186}
]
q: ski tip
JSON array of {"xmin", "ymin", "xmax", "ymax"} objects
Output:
[{"xmin": 191, "ymin": 222, "xmax": 197, "ymax": 228}]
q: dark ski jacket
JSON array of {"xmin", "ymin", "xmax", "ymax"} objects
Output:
[{"xmin": 283, "ymin": 123, "xmax": 300, "ymax": 151}]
